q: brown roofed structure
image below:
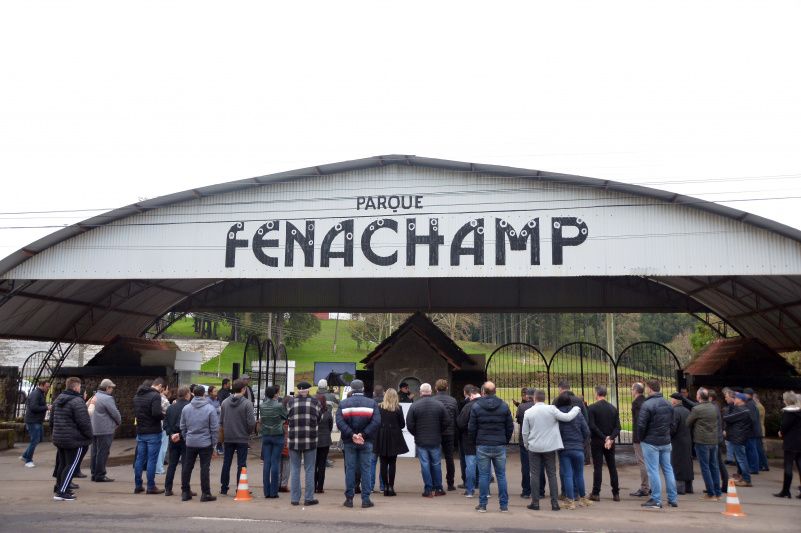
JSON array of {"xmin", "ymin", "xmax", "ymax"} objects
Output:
[{"xmin": 684, "ymin": 337, "xmax": 798, "ymax": 378}]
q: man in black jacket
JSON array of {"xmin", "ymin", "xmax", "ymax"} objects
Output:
[
  {"xmin": 468, "ymin": 381, "xmax": 514, "ymax": 513},
  {"xmin": 724, "ymin": 391, "xmax": 753, "ymax": 487},
  {"xmin": 133, "ymin": 377, "xmax": 166, "ymax": 494},
  {"xmin": 433, "ymin": 378, "xmax": 459, "ymax": 491},
  {"xmin": 588, "ymin": 386, "xmax": 621, "ymax": 501},
  {"xmin": 163, "ymin": 386, "xmax": 191, "ymax": 496},
  {"xmin": 629, "ymin": 382, "xmax": 651, "ymax": 497},
  {"xmin": 52, "ymin": 377, "xmax": 93, "ymax": 501},
  {"xmin": 21, "ymin": 380, "xmax": 50, "ymax": 468},
  {"xmin": 456, "ymin": 385, "xmax": 481, "ymax": 497},
  {"xmin": 637, "ymin": 379, "xmax": 678, "ymax": 510},
  {"xmin": 515, "ymin": 388, "xmax": 536, "ymax": 498},
  {"xmin": 407, "ymin": 383, "xmax": 449, "ymax": 497}
]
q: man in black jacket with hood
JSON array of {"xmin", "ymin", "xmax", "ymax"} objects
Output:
[
  {"xmin": 133, "ymin": 377, "xmax": 166, "ymax": 494},
  {"xmin": 52, "ymin": 377, "xmax": 93, "ymax": 501}
]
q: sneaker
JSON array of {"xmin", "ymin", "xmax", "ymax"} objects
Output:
[
  {"xmin": 465, "ymin": 493, "xmax": 474, "ymax": 498},
  {"xmin": 433, "ymin": 489, "xmax": 446, "ymax": 497},
  {"xmin": 422, "ymin": 490, "xmax": 434, "ymax": 498},
  {"xmin": 630, "ymin": 488, "xmax": 651, "ymax": 497},
  {"xmin": 24, "ymin": 462, "xmax": 36, "ymax": 468},
  {"xmin": 734, "ymin": 480, "xmax": 752, "ymax": 487},
  {"xmin": 500, "ymin": 506, "xmax": 509, "ymax": 512},
  {"xmin": 53, "ymin": 492, "xmax": 76, "ymax": 501},
  {"xmin": 668, "ymin": 501, "xmax": 678, "ymax": 508},
  {"xmin": 579, "ymin": 496, "xmax": 593, "ymax": 507},
  {"xmin": 563, "ymin": 499, "xmax": 576, "ymax": 510},
  {"xmin": 19, "ymin": 456, "xmax": 26, "ymax": 462},
  {"xmin": 558, "ymin": 493, "xmax": 568, "ymax": 502},
  {"xmin": 475, "ymin": 505, "xmax": 487, "ymax": 513},
  {"xmin": 641, "ymin": 498, "xmax": 662, "ymax": 509},
  {"xmin": 304, "ymin": 499, "xmax": 319, "ymax": 506}
]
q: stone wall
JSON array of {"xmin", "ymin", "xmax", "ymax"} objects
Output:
[
  {"xmin": 372, "ymin": 333, "xmax": 452, "ymax": 394},
  {"xmin": 0, "ymin": 366, "xmax": 20, "ymax": 421}
]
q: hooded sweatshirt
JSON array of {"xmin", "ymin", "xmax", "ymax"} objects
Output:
[
  {"xmin": 468, "ymin": 395, "xmax": 514, "ymax": 447},
  {"xmin": 133, "ymin": 385, "xmax": 164, "ymax": 435},
  {"xmin": 220, "ymin": 394, "xmax": 256, "ymax": 444},
  {"xmin": 180, "ymin": 396, "xmax": 219, "ymax": 448}
]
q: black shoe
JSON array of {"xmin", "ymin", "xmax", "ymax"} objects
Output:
[
  {"xmin": 219, "ymin": 490, "xmax": 228, "ymax": 496},
  {"xmin": 641, "ymin": 498, "xmax": 662, "ymax": 509},
  {"xmin": 362, "ymin": 500, "xmax": 374, "ymax": 508},
  {"xmin": 181, "ymin": 492, "xmax": 192, "ymax": 501},
  {"xmin": 630, "ymin": 489, "xmax": 650, "ymax": 497},
  {"xmin": 68, "ymin": 482, "xmax": 79, "ymax": 490},
  {"xmin": 434, "ymin": 488, "xmax": 446, "ymax": 497},
  {"xmin": 551, "ymin": 502, "xmax": 560, "ymax": 511},
  {"xmin": 520, "ymin": 492, "xmax": 531, "ymax": 498},
  {"xmin": 668, "ymin": 501, "xmax": 678, "ymax": 508},
  {"xmin": 476, "ymin": 504, "xmax": 487, "ymax": 513},
  {"xmin": 422, "ymin": 490, "xmax": 433, "ymax": 498},
  {"xmin": 304, "ymin": 499, "xmax": 319, "ymax": 505},
  {"xmin": 291, "ymin": 501, "xmax": 299, "ymax": 506},
  {"xmin": 200, "ymin": 494, "xmax": 216, "ymax": 502},
  {"xmin": 387, "ymin": 487, "xmax": 397, "ymax": 496},
  {"xmin": 53, "ymin": 492, "xmax": 76, "ymax": 501},
  {"xmin": 588, "ymin": 493, "xmax": 600, "ymax": 502},
  {"xmin": 457, "ymin": 484, "xmax": 466, "ymax": 489},
  {"xmin": 447, "ymin": 485, "xmax": 456, "ymax": 491},
  {"xmin": 146, "ymin": 487, "xmax": 165, "ymax": 495},
  {"xmin": 134, "ymin": 486, "xmax": 145, "ymax": 494},
  {"xmin": 527, "ymin": 502, "xmax": 539, "ymax": 511},
  {"xmin": 94, "ymin": 476, "xmax": 114, "ymax": 483},
  {"xmin": 343, "ymin": 498, "xmax": 353, "ymax": 508},
  {"xmin": 73, "ymin": 472, "xmax": 87, "ymax": 479},
  {"xmin": 613, "ymin": 493, "xmax": 621, "ymax": 502},
  {"xmin": 164, "ymin": 489, "xmax": 173, "ymax": 496}
]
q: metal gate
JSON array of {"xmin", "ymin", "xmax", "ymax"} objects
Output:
[
  {"xmin": 615, "ymin": 341, "xmax": 681, "ymax": 443},
  {"xmin": 242, "ymin": 334, "xmax": 289, "ymax": 416},
  {"xmin": 549, "ymin": 342, "xmax": 616, "ymax": 404},
  {"xmin": 485, "ymin": 342, "xmax": 548, "ymax": 408}
]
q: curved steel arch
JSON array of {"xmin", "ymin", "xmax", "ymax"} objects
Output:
[
  {"xmin": 549, "ymin": 342, "xmax": 616, "ymax": 403},
  {"xmin": 616, "ymin": 340, "xmax": 681, "ymax": 369}
]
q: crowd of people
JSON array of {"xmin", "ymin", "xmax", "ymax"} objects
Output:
[{"xmin": 19, "ymin": 373, "xmax": 801, "ymax": 510}]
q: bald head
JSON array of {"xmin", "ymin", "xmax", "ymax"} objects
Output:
[{"xmin": 481, "ymin": 381, "xmax": 496, "ymax": 396}]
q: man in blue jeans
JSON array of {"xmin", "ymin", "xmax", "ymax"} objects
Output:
[
  {"xmin": 723, "ymin": 391, "xmax": 754, "ymax": 487},
  {"xmin": 636, "ymin": 378, "xmax": 678, "ymax": 509},
  {"xmin": 406, "ymin": 383, "xmax": 449, "ymax": 497},
  {"xmin": 336, "ymin": 379, "xmax": 381, "ymax": 508},
  {"xmin": 21, "ymin": 380, "xmax": 50, "ymax": 467},
  {"xmin": 457, "ymin": 386, "xmax": 481, "ymax": 497},
  {"xmin": 132, "ymin": 378, "xmax": 166, "ymax": 494},
  {"xmin": 685, "ymin": 387, "xmax": 722, "ymax": 501},
  {"xmin": 468, "ymin": 381, "xmax": 514, "ymax": 513}
]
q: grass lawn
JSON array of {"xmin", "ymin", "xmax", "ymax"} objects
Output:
[{"xmin": 164, "ymin": 316, "xmax": 232, "ymax": 339}]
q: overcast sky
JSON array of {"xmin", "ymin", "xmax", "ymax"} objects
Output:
[{"xmin": 1, "ymin": 1, "xmax": 800, "ymax": 259}]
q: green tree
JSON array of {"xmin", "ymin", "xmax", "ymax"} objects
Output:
[
  {"xmin": 282, "ymin": 313, "xmax": 321, "ymax": 348},
  {"xmin": 690, "ymin": 323, "xmax": 717, "ymax": 352},
  {"xmin": 640, "ymin": 314, "xmax": 695, "ymax": 344}
]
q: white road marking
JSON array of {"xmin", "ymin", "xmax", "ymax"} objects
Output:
[{"xmin": 190, "ymin": 517, "xmax": 282, "ymax": 524}]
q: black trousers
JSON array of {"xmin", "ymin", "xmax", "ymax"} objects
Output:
[
  {"xmin": 530, "ymin": 450, "xmax": 558, "ymax": 504},
  {"xmin": 90, "ymin": 434, "xmax": 113, "ymax": 480},
  {"xmin": 459, "ymin": 442, "xmax": 466, "ymax": 484},
  {"xmin": 441, "ymin": 434, "xmax": 456, "ymax": 487},
  {"xmin": 781, "ymin": 451, "xmax": 801, "ymax": 493},
  {"xmin": 314, "ymin": 446, "xmax": 330, "ymax": 491},
  {"xmin": 182, "ymin": 446, "xmax": 212, "ymax": 495},
  {"xmin": 717, "ymin": 442, "xmax": 729, "ymax": 488},
  {"xmin": 55, "ymin": 446, "xmax": 85, "ymax": 494},
  {"xmin": 165, "ymin": 440, "xmax": 186, "ymax": 492},
  {"xmin": 590, "ymin": 439, "xmax": 619, "ymax": 495},
  {"xmin": 379, "ymin": 455, "xmax": 399, "ymax": 487}
]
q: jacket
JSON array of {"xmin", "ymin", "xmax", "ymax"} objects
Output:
[
  {"xmin": 433, "ymin": 391, "xmax": 458, "ymax": 436},
  {"xmin": 220, "ymin": 394, "xmax": 256, "ymax": 444},
  {"xmin": 780, "ymin": 406, "xmax": 801, "ymax": 452},
  {"xmin": 180, "ymin": 396, "xmax": 219, "ymax": 448},
  {"xmin": 336, "ymin": 393, "xmax": 381, "ymax": 442},
  {"xmin": 217, "ymin": 386, "xmax": 232, "ymax": 405},
  {"xmin": 723, "ymin": 404, "xmax": 752, "ymax": 445},
  {"xmin": 375, "ymin": 407, "xmax": 409, "ymax": 457},
  {"xmin": 133, "ymin": 385, "xmax": 164, "ymax": 435},
  {"xmin": 521, "ymin": 402, "xmax": 579, "ymax": 453},
  {"xmin": 468, "ymin": 395, "xmax": 514, "ymax": 447},
  {"xmin": 164, "ymin": 398, "xmax": 190, "ymax": 436},
  {"xmin": 685, "ymin": 401, "xmax": 719, "ymax": 445},
  {"xmin": 631, "ymin": 395, "xmax": 645, "ymax": 443},
  {"xmin": 558, "ymin": 405, "xmax": 590, "ymax": 450},
  {"xmin": 406, "ymin": 395, "xmax": 448, "ymax": 448},
  {"xmin": 588, "ymin": 399, "xmax": 621, "ymax": 441},
  {"xmin": 637, "ymin": 393, "xmax": 673, "ymax": 446},
  {"xmin": 52, "ymin": 389, "xmax": 93, "ymax": 449},
  {"xmin": 260, "ymin": 398, "xmax": 288, "ymax": 436},
  {"xmin": 745, "ymin": 398, "xmax": 761, "ymax": 438},
  {"xmin": 91, "ymin": 390, "xmax": 121, "ymax": 436},
  {"xmin": 457, "ymin": 398, "xmax": 478, "ymax": 455},
  {"xmin": 287, "ymin": 395, "xmax": 322, "ymax": 451},
  {"xmin": 317, "ymin": 408, "xmax": 334, "ymax": 448},
  {"xmin": 24, "ymin": 386, "xmax": 48, "ymax": 424}
]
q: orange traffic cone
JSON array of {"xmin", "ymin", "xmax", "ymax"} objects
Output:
[
  {"xmin": 234, "ymin": 467, "xmax": 253, "ymax": 501},
  {"xmin": 722, "ymin": 479, "xmax": 746, "ymax": 517}
]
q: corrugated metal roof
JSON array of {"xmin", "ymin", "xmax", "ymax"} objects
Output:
[{"xmin": 0, "ymin": 155, "xmax": 800, "ymax": 349}]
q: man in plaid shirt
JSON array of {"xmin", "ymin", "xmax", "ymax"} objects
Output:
[{"xmin": 287, "ymin": 381, "xmax": 322, "ymax": 506}]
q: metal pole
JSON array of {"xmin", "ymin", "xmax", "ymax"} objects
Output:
[
  {"xmin": 332, "ymin": 312, "xmax": 339, "ymax": 353},
  {"xmin": 606, "ymin": 313, "xmax": 617, "ymax": 406}
]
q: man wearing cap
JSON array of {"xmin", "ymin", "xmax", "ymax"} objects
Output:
[
  {"xmin": 287, "ymin": 381, "xmax": 322, "ymax": 506},
  {"xmin": 723, "ymin": 391, "xmax": 753, "ymax": 487},
  {"xmin": 336, "ymin": 379, "xmax": 381, "ymax": 508},
  {"xmin": 743, "ymin": 388, "xmax": 767, "ymax": 474},
  {"xmin": 89, "ymin": 379, "xmax": 121, "ymax": 483}
]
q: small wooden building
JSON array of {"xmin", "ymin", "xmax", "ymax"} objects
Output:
[{"xmin": 359, "ymin": 312, "xmax": 485, "ymax": 398}]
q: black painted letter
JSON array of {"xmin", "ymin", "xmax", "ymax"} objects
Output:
[
  {"xmin": 225, "ymin": 222, "xmax": 248, "ymax": 268},
  {"xmin": 285, "ymin": 221, "xmax": 315, "ymax": 267},
  {"xmin": 495, "ymin": 218, "xmax": 540, "ymax": 266},
  {"xmin": 321, "ymin": 219, "xmax": 354, "ymax": 267},
  {"xmin": 361, "ymin": 219, "xmax": 398, "ymax": 266},
  {"xmin": 551, "ymin": 217, "xmax": 588, "ymax": 265},
  {"xmin": 451, "ymin": 219, "xmax": 485, "ymax": 266},
  {"xmin": 252, "ymin": 220, "xmax": 280, "ymax": 267},
  {"xmin": 406, "ymin": 218, "xmax": 444, "ymax": 266}
]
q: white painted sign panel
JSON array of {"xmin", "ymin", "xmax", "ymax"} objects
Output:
[{"xmin": 5, "ymin": 166, "xmax": 801, "ymax": 279}]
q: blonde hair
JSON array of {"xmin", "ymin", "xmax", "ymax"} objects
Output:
[{"xmin": 380, "ymin": 388, "xmax": 400, "ymax": 411}]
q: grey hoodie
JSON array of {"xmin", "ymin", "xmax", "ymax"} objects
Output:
[
  {"xmin": 180, "ymin": 396, "xmax": 219, "ymax": 448},
  {"xmin": 220, "ymin": 394, "xmax": 256, "ymax": 443}
]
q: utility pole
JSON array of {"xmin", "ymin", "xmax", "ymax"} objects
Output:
[
  {"xmin": 606, "ymin": 313, "xmax": 617, "ymax": 406},
  {"xmin": 332, "ymin": 312, "xmax": 339, "ymax": 353}
]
